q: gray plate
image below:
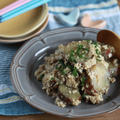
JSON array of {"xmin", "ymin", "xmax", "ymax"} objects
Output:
[{"xmin": 10, "ymin": 27, "xmax": 120, "ymax": 118}]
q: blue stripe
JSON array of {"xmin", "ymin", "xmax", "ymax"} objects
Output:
[
  {"xmin": 0, "ymin": 44, "xmax": 19, "ymax": 87},
  {"xmin": 0, "ymin": 0, "xmax": 51, "ymax": 22},
  {"xmin": 0, "ymin": 101, "xmax": 43, "ymax": 115},
  {"xmin": 0, "ymin": 93, "xmax": 19, "ymax": 99},
  {"xmin": 48, "ymin": 0, "xmax": 115, "ymax": 7}
]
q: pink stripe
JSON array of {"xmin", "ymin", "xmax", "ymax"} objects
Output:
[{"xmin": 0, "ymin": 0, "xmax": 32, "ymax": 16}]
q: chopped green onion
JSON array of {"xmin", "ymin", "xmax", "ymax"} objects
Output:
[
  {"xmin": 84, "ymin": 57, "xmax": 88, "ymax": 60},
  {"xmin": 81, "ymin": 76, "xmax": 86, "ymax": 87},
  {"xmin": 72, "ymin": 67, "xmax": 78, "ymax": 77},
  {"xmin": 56, "ymin": 65, "xmax": 59, "ymax": 70},
  {"xmin": 76, "ymin": 44, "xmax": 89, "ymax": 60},
  {"xmin": 86, "ymin": 40, "xmax": 91, "ymax": 43},
  {"xmin": 39, "ymin": 74, "xmax": 44, "ymax": 81},
  {"xmin": 69, "ymin": 50, "xmax": 76, "ymax": 63},
  {"xmin": 56, "ymin": 60, "xmax": 67, "ymax": 75},
  {"xmin": 79, "ymin": 53, "xmax": 85, "ymax": 58},
  {"xmin": 50, "ymin": 77, "xmax": 55, "ymax": 80},
  {"xmin": 76, "ymin": 45, "xmax": 83, "ymax": 55},
  {"xmin": 95, "ymin": 48, "xmax": 102, "ymax": 61},
  {"xmin": 78, "ymin": 44, "xmax": 83, "ymax": 49},
  {"xmin": 96, "ymin": 49, "xmax": 101, "ymax": 55},
  {"xmin": 70, "ymin": 50, "xmax": 75, "ymax": 56},
  {"xmin": 61, "ymin": 69, "xmax": 66, "ymax": 75},
  {"xmin": 67, "ymin": 64, "xmax": 73, "ymax": 71},
  {"xmin": 76, "ymin": 49, "xmax": 80, "ymax": 56},
  {"xmin": 84, "ymin": 48, "xmax": 89, "ymax": 52},
  {"xmin": 96, "ymin": 58, "xmax": 102, "ymax": 61},
  {"xmin": 59, "ymin": 60, "xmax": 65, "ymax": 68},
  {"xmin": 92, "ymin": 41, "xmax": 98, "ymax": 45},
  {"xmin": 82, "ymin": 93, "xmax": 86, "ymax": 98},
  {"xmin": 69, "ymin": 56, "xmax": 76, "ymax": 63},
  {"xmin": 92, "ymin": 41, "xmax": 99, "ymax": 48}
]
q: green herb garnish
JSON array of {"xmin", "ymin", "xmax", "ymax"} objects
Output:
[
  {"xmin": 92, "ymin": 41, "xmax": 98, "ymax": 48},
  {"xmin": 76, "ymin": 44, "xmax": 89, "ymax": 59},
  {"xmin": 96, "ymin": 49, "xmax": 101, "ymax": 55},
  {"xmin": 78, "ymin": 44, "xmax": 83, "ymax": 49},
  {"xmin": 95, "ymin": 48, "xmax": 102, "ymax": 61},
  {"xmin": 82, "ymin": 93, "xmax": 86, "ymax": 98},
  {"xmin": 87, "ymin": 40, "xmax": 91, "ymax": 43},
  {"xmin": 76, "ymin": 45, "xmax": 83, "ymax": 55},
  {"xmin": 56, "ymin": 65, "xmax": 60, "ymax": 70},
  {"xmin": 72, "ymin": 67, "xmax": 78, "ymax": 77},
  {"xmin": 96, "ymin": 58, "xmax": 102, "ymax": 61},
  {"xmin": 61, "ymin": 69, "xmax": 67, "ymax": 75},
  {"xmin": 39, "ymin": 74, "xmax": 44, "ymax": 81},
  {"xmin": 69, "ymin": 50, "xmax": 76, "ymax": 63},
  {"xmin": 81, "ymin": 76, "xmax": 86, "ymax": 87},
  {"xmin": 59, "ymin": 60, "xmax": 65, "ymax": 67},
  {"xmin": 79, "ymin": 53, "xmax": 85, "ymax": 59},
  {"xmin": 84, "ymin": 48, "xmax": 89, "ymax": 52},
  {"xmin": 67, "ymin": 64, "xmax": 73, "ymax": 71},
  {"xmin": 56, "ymin": 60, "xmax": 67, "ymax": 75},
  {"xmin": 50, "ymin": 77, "xmax": 55, "ymax": 81}
]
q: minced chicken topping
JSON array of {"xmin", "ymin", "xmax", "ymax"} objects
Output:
[{"xmin": 35, "ymin": 40, "xmax": 119, "ymax": 107}]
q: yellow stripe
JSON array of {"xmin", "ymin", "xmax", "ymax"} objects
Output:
[
  {"xmin": 0, "ymin": 88, "xmax": 11, "ymax": 93},
  {"xmin": 0, "ymin": 96, "xmax": 22, "ymax": 104}
]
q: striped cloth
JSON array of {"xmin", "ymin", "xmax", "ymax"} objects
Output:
[
  {"xmin": 0, "ymin": 0, "xmax": 120, "ymax": 115},
  {"xmin": 48, "ymin": 0, "xmax": 119, "ymax": 17}
]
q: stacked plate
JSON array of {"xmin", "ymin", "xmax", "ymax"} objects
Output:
[{"xmin": 0, "ymin": 0, "xmax": 48, "ymax": 43}]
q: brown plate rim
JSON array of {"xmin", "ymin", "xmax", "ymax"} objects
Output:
[
  {"xmin": 0, "ymin": 16, "xmax": 48, "ymax": 43},
  {"xmin": 0, "ymin": 4, "xmax": 48, "ymax": 38}
]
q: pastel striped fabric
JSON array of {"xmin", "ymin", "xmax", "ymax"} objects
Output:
[
  {"xmin": 48, "ymin": 0, "xmax": 119, "ymax": 17},
  {"xmin": 0, "ymin": 0, "xmax": 120, "ymax": 115}
]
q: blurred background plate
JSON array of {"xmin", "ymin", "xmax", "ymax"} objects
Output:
[
  {"xmin": 0, "ymin": 0, "xmax": 48, "ymax": 39},
  {"xmin": 0, "ymin": 16, "xmax": 48, "ymax": 43}
]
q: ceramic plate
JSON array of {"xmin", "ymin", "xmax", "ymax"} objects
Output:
[
  {"xmin": 0, "ymin": 0, "xmax": 16, "ymax": 9},
  {"xmin": 0, "ymin": 16, "xmax": 48, "ymax": 43},
  {"xmin": 10, "ymin": 27, "xmax": 120, "ymax": 118},
  {"xmin": 0, "ymin": 1, "xmax": 48, "ymax": 38}
]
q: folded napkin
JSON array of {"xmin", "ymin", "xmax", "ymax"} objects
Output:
[{"xmin": 0, "ymin": 0, "xmax": 120, "ymax": 115}]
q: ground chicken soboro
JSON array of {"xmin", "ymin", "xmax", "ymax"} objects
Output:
[{"xmin": 35, "ymin": 40, "xmax": 119, "ymax": 107}]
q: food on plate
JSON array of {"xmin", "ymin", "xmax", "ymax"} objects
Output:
[{"xmin": 35, "ymin": 40, "xmax": 119, "ymax": 107}]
